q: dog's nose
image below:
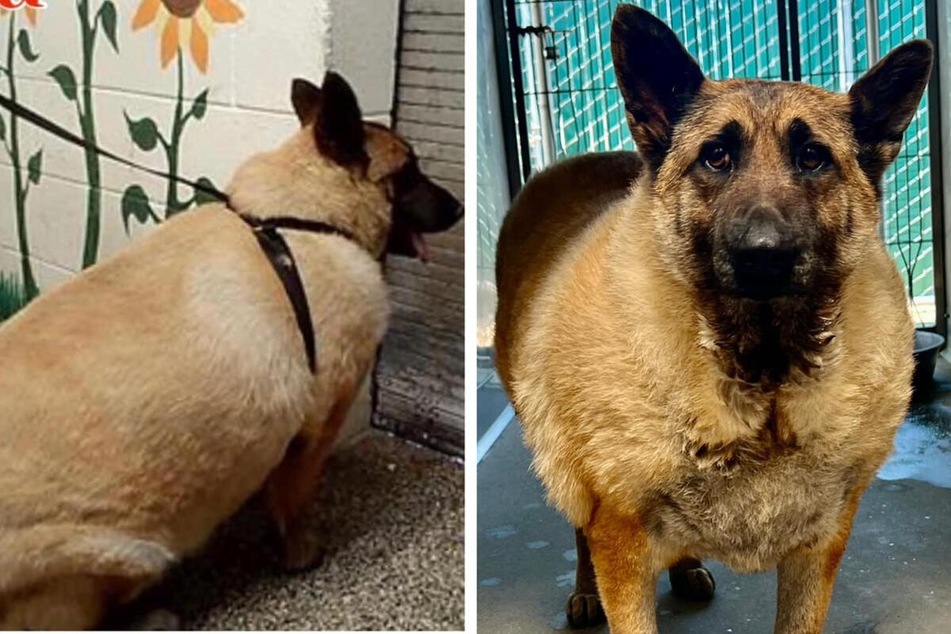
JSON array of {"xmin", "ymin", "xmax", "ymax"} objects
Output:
[{"xmin": 728, "ymin": 206, "xmax": 800, "ymax": 300}]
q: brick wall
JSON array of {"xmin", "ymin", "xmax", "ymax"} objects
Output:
[{"xmin": 375, "ymin": 0, "xmax": 465, "ymax": 454}]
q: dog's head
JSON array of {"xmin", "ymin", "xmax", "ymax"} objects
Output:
[
  {"xmin": 289, "ymin": 72, "xmax": 462, "ymax": 261},
  {"xmin": 612, "ymin": 5, "xmax": 932, "ymax": 301}
]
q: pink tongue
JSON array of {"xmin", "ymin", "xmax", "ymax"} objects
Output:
[{"xmin": 411, "ymin": 232, "xmax": 430, "ymax": 263}]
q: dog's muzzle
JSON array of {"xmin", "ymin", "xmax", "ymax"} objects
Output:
[{"xmin": 725, "ymin": 206, "xmax": 802, "ymax": 300}]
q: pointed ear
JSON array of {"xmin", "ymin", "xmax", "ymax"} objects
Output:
[
  {"xmin": 314, "ymin": 71, "xmax": 368, "ymax": 170},
  {"xmin": 291, "ymin": 78, "xmax": 321, "ymax": 125},
  {"xmin": 849, "ymin": 40, "xmax": 933, "ymax": 185},
  {"xmin": 610, "ymin": 5, "xmax": 704, "ymax": 172}
]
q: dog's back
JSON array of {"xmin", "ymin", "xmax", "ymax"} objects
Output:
[{"xmin": 0, "ymin": 208, "xmax": 314, "ymax": 545}]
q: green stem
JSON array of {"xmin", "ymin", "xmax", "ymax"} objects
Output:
[
  {"xmin": 7, "ymin": 16, "xmax": 37, "ymax": 300},
  {"xmin": 164, "ymin": 53, "xmax": 188, "ymax": 217},
  {"xmin": 78, "ymin": 0, "xmax": 101, "ymax": 268}
]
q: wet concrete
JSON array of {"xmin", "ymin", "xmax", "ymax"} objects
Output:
[{"xmin": 478, "ymin": 360, "xmax": 951, "ymax": 633}]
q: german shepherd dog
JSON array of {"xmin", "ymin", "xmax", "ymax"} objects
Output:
[
  {"xmin": 495, "ymin": 6, "xmax": 930, "ymax": 633},
  {"xmin": 0, "ymin": 72, "xmax": 461, "ymax": 629}
]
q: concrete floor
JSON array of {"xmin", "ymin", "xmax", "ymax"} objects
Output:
[
  {"xmin": 478, "ymin": 360, "xmax": 951, "ymax": 634},
  {"xmin": 117, "ymin": 432, "xmax": 464, "ymax": 631}
]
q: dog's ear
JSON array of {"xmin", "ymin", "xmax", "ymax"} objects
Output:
[
  {"xmin": 313, "ymin": 72, "xmax": 368, "ymax": 170},
  {"xmin": 291, "ymin": 78, "xmax": 321, "ymax": 125},
  {"xmin": 849, "ymin": 40, "xmax": 933, "ymax": 185},
  {"xmin": 611, "ymin": 5, "xmax": 704, "ymax": 172}
]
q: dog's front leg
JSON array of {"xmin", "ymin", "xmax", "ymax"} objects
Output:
[
  {"xmin": 266, "ymin": 385, "xmax": 360, "ymax": 570},
  {"xmin": 774, "ymin": 490, "xmax": 862, "ymax": 634},
  {"xmin": 586, "ymin": 505, "xmax": 661, "ymax": 634}
]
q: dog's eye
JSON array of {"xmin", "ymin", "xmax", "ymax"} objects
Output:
[
  {"xmin": 702, "ymin": 144, "xmax": 731, "ymax": 172},
  {"xmin": 797, "ymin": 144, "xmax": 830, "ymax": 172}
]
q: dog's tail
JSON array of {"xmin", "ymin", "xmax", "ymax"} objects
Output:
[{"xmin": 0, "ymin": 524, "xmax": 175, "ymax": 596}]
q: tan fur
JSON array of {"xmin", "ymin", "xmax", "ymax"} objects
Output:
[
  {"xmin": 0, "ymin": 114, "xmax": 424, "ymax": 627},
  {"xmin": 496, "ymin": 86, "xmax": 915, "ymax": 634}
]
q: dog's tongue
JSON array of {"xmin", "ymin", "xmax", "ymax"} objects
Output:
[{"xmin": 412, "ymin": 232, "xmax": 430, "ymax": 263}]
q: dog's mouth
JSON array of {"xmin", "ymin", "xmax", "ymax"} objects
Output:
[{"xmin": 387, "ymin": 222, "xmax": 431, "ymax": 263}]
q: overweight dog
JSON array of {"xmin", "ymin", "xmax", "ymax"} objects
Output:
[
  {"xmin": 0, "ymin": 71, "xmax": 461, "ymax": 629},
  {"xmin": 495, "ymin": 6, "xmax": 929, "ymax": 633}
]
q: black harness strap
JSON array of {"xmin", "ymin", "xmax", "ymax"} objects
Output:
[{"xmin": 240, "ymin": 214, "xmax": 360, "ymax": 374}]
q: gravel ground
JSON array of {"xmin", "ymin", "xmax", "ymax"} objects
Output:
[{"xmin": 115, "ymin": 432, "xmax": 464, "ymax": 631}]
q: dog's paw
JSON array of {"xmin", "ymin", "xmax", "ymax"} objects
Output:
[
  {"xmin": 128, "ymin": 609, "xmax": 181, "ymax": 631},
  {"xmin": 669, "ymin": 563, "xmax": 716, "ymax": 602},
  {"xmin": 282, "ymin": 527, "xmax": 326, "ymax": 572},
  {"xmin": 565, "ymin": 591, "xmax": 605, "ymax": 629}
]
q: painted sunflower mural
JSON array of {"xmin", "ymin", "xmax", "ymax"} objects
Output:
[
  {"xmin": 0, "ymin": 6, "xmax": 38, "ymax": 25},
  {"xmin": 0, "ymin": 1, "xmax": 246, "ymax": 320},
  {"xmin": 0, "ymin": 6, "xmax": 42, "ymax": 306},
  {"xmin": 133, "ymin": 0, "xmax": 244, "ymax": 73},
  {"xmin": 47, "ymin": 0, "xmax": 121, "ymax": 269},
  {"xmin": 122, "ymin": 0, "xmax": 245, "ymax": 226}
]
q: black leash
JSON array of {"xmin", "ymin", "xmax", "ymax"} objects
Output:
[
  {"xmin": 0, "ymin": 92, "xmax": 230, "ymax": 203},
  {"xmin": 0, "ymin": 93, "xmax": 366, "ymax": 376}
]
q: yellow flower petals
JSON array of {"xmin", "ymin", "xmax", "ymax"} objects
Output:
[
  {"xmin": 205, "ymin": 0, "xmax": 243, "ymax": 24},
  {"xmin": 160, "ymin": 15, "xmax": 180, "ymax": 68},
  {"xmin": 132, "ymin": 0, "xmax": 162, "ymax": 30}
]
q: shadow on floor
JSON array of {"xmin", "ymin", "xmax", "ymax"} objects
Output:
[
  {"xmin": 125, "ymin": 432, "xmax": 463, "ymax": 631},
  {"xmin": 478, "ymin": 359, "xmax": 951, "ymax": 634}
]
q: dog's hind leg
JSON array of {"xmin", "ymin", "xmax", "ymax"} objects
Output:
[
  {"xmin": 265, "ymin": 384, "xmax": 360, "ymax": 571},
  {"xmin": 1, "ymin": 575, "xmax": 108, "ymax": 630},
  {"xmin": 668, "ymin": 556, "xmax": 716, "ymax": 601},
  {"xmin": 0, "ymin": 526, "xmax": 174, "ymax": 629},
  {"xmin": 565, "ymin": 527, "xmax": 605, "ymax": 628}
]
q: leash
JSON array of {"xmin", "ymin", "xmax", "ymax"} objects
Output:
[
  {"xmin": 0, "ymin": 92, "xmax": 230, "ymax": 203},
  {"xmin": 0, "ymin": 93, "xmax": 367, "ymax": 376}
]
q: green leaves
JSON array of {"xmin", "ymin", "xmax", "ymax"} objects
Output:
[
  {"xmin": 191, "ymin": 89, "xmax": 209, "ymax": 121},
  {"xmin": 17, "ymin": 30, "xmax": 38, "ymax": 63},
  {"xmin": 193, "ymin": 177, "xmax": 221, "ymax": 206},
  {"xmin": 27, "ymin": 150, "xmax": 42, "ymax": 185},
  {"xmin": 98, "ymin": 0, "xmax": 119, "ymax": 53},
  {"xmin": 125, "ymin": 113, "xmax": 160, "ymax": 152},
  {"xmin": 49, "ymin": 65, "xmax": 78, "ymax": 102},
  {"xmin": 121, "ymin": 185, "xmax": 155, "ymax": 233}
]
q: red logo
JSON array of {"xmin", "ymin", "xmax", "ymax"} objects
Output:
[{"xmin": 0, "ymin": 0, "xmax": 46, "ymax": 9}]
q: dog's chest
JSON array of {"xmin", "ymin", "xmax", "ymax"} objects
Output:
[{"xmin": 648, "ymin": 453, "xmax": 853, "ymax": 572}]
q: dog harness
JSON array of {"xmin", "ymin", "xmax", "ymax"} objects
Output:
[{"xmin": 239, "ymin": 214, "xmax": 359, "ymax": 374}]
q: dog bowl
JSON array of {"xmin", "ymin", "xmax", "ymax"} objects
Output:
[{"xmin": 913, "ymin": 330, "xmax": 945, "ymax": 394}]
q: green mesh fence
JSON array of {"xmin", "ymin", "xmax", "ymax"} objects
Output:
[{"xmin": 509, "ymin": 0, "xmax": 935, "ymax": 325}]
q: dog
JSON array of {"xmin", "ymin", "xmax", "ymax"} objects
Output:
[
  {"xmin": 494, "ymin": 5, "xmax": 930, "ymax": 633},
  {"xmin": 0, "ymin": 71, "xmax": 461, "ymax": 629}
]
